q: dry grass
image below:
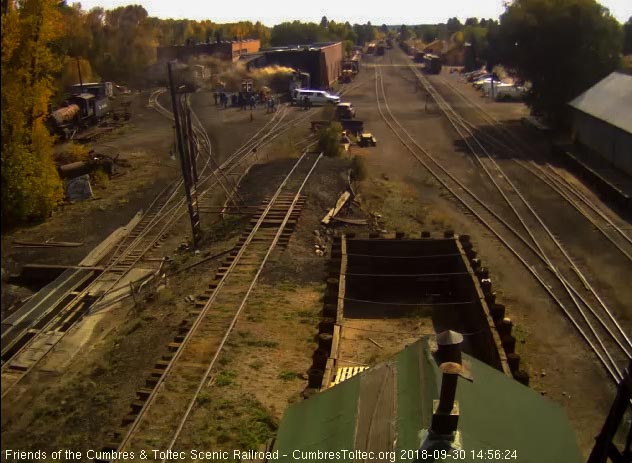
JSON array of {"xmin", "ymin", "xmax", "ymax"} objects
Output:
[{"xmin": 172, "ymin": 282, "xmax": 323, "ymax": 452}]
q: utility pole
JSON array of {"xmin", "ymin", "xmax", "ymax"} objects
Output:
[
  {"xmin": 76, "ymin": 57, "xmax": 84, "ymax": 93},
  {"xmin": 167, "ymin": 61, "xmax": 202, "ymax": 248}
]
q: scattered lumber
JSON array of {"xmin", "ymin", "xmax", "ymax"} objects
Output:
[
  {"xmin": 13, "ymin": 240, "xmax": 84, "ymax": 248},
  {"xmin": 321, "ymin": 191, "xmax": 351, "ymax": 225}
]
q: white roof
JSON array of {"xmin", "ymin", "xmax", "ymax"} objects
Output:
[{"xmin": 569, "ymin": 72, "xmax": 632, "ymax": 134}]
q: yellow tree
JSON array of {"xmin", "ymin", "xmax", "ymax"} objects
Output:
[{"xmin": 1, "ymin": 0, "xmax": 64, "ymax": 224}]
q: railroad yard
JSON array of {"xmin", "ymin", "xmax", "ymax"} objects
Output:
[{"xmin": 2, "ymin": 32, "xmax": 632, "ymax": 463}]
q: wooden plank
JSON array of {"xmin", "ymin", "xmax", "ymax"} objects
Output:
[
  {"xmin": 321, "ymin": 191, "xmax": 351, "ymax": 225},
  {"xmin": 13, "ymin": 240, "xmax": 83, "ymax": 248},
  {"xmin": 330, "ymin": 324, "xmax": 341, "ymax": 360},
  {"xmin": 336, "ymin": 236, "xmax": 347, "ymax": 324}
]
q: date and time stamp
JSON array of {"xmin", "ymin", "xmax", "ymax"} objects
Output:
[{"xmin": 4, "ymin": 448, "xmax": 520, "ymax": 462}]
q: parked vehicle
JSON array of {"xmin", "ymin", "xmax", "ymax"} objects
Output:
[
  {"xmin": 423, "ymin": 54, "xmax": 442, "ymax": 74},
  {"xmin": 335, "ymin": 102, "xmax": 355, "ymax": 119},
  {"xmin": 339, "ymin": 70, "xmax": 354, "ymax": 83},
  {"xmin": 491, "ymin": 84, "xmax": 527, "ymax": 101},
  {"xmin": 466, "ymin": 70, "xmax": 488, "ymax": 82},
  {"xmin": 473, "ymin": 76, "xmax": 500, "ymax": 90},
  {"xmin": 358, "ymin": 132, "xmax": 377, "ymax": 147},
  {"xmin": 342, "ymin": 59, "xmax": 360, "ymax": 75},
  {"xmin": 479, "ymin": 79, "xmax": 507, "ymax": 95},
  {"xmin": 291, "ymin": 89, "xmax": 340, "ymax": 106}
]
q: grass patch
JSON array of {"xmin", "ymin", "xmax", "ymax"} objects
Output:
[
  {"xmin": 214, "ymin": 370, "xmax": 237, "ymax": 387},
  {"xmin": 246, "ymin": 313, "xmax": 263, "ymax": 322},
  {"xmin": 125, "ymin": 320, "xmax": 142, "ymax": 335},
  {"xmin": 351, "ymin": 155, "xmax": 368, "ymax": 181},
  {"xmin": 92, "ymin": 169, "xmax": 110, "ymax": 189},
  {"xmin": 245, "ymin": 340, "xmax": 278, "ymax": 348},
  {"xmin": 235, "ymin": 398, "xmax": 278, "ymax": 449},
  {"xmin": 196, "ymin": 391, "xmax": 213, "ymax": 406},
  {"xmin": 249, "ymin": 360, "xmax": 264, "ymax": 370},
  {"xmin": 218, "ymin": 354, "xmax": 233, "ymax": 366},
  {"xmin": 513, "ymin": 324, "xmax": 529, "ymax": 345},
  {"xmin": 277, "ymin": 371, "xmax": 299, "ymax": 381},
  {"xmin": 203, "ymin": 216, "xmax": 248, "ymax": 243}
]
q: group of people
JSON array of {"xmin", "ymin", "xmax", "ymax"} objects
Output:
[
  {"xmin": 214, "ymin": 92, "xmax": 229, "ymax": 109},
  {"xmin": 212, "ymin": 91, "xmax": 276, "ymax": 112}
]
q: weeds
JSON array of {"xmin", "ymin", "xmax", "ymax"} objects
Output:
[
  {"xmin": 318, "ymin": 122, "xmax": 343, "ymax": 157},
  {"xmin": 214, "ymin": 370, "xmax": 237, "ymax": 387},
  {"xmin": 249, "ymin": 360, "xmax": 264, "ymax": 370},
  {"xmin": 92, "ymin": 169, "xmax": 110, "ymax": 189},
  {"xmin": 245, "ymin": 339, "xmax": 278, "ymax": 348},
  {"xmin": 351, "ymin": 155, "xmax": 368, "ymax": 181},
  {"xmin": 277, "ymin": 371, "xmax": 299, "ymax": 381}
]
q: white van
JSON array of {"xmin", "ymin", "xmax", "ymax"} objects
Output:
[{"xmin": 292, "ymin": 89, "xmax": 340, "ymax": 106}]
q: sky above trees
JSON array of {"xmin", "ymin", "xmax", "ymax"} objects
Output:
[{"xmin": 74, "ymin": 0, "xmax": 632, "ymax": 25}]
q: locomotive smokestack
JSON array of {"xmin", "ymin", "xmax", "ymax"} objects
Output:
[
  {"xmin": 436, "ymin": 330, "xmax": 464, "ymax": 365},
  {"xmin": 431, "ymin": 362, "xmax": 462, "ymax": 436}
]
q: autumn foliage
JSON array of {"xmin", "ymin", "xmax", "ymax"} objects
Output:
[{"xmin": 1, "ymin": 0, "xmax": 64, "ymax": 224}]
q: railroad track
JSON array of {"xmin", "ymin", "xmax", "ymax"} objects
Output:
[
  {"xmin": 0, "ymin": 182, "xmax": 181, "ymax": 397},
  {"xmin": 0, "ymin": 90, "xmax": 312, "ymax": 397},
  {"xmin": 99, "ymin": 149, "xmax": 322, "ymax": 462},
  {"xmin": 374, "ymin": 62, "xmax": 631, "ymax": 384},
  {"xmin": 432, "ymin": 74, "xmax": 632, "ymax": 263}
]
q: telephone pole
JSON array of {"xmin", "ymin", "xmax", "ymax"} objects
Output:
[{"xmin": 167, "ymin": 61, "xmax": 202, "ymax": 248}]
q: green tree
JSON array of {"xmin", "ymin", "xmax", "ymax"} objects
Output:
[
  {"xmin": 398, "ymin": 24, "xmax": 411, "ymax": 41},
  {"xmin": 353, "ymin": 22, "xmax": 376, "ymax": 45},
  {"xmin": 1, "ymin": 0, "xmax": 64, "ymax": 224},
  {"xmin": 623, "ymin": 16, "xmax": 632, "ymax": 54},
  {"xmin": 446, "ymin": 17, "xmax": 462, "ymax": 35},
  {"xmin": 320, "ymin": 16, "xmax": 328, "ymax": 29},
  {"xmin": 496, "ymin": 0, "xmax": 622, "ymax": 125},
  {"xmin": 271, "ymin": 21, "xmax": 325, "ymax": 45}
]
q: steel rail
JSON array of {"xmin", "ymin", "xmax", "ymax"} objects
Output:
[
  {"xmin": 1, "ymin": 90, "xmax": 296, "ymax": 391},
  {"xmin": 113, "ymin": 146, "xmax": 319, "ymax": 460},
  {"xmin": 418, "ymin": 71, "xmax": 632, "ymax": 356},
  {"xmin": 374, "ymin": 67, "xmax": 624, "ymax": 382},
  {"xmin": 454, "ymin": 116, "xmax": 632, "ymax": 263},
  {"xmin": 436, "ymin": 75, "xmax": 632, "ymax": 249},
  {"xmin": 161, "ymin": 152, "xmax": 324, "ymax": 460}
]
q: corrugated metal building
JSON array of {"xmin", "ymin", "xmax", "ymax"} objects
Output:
[
  {"xmin": 569, "ymin": 72, "xmax": 632, "ymax": 176},
  {"xmin": 258, "ymin": 42, "xmax": 343, "ymax": 89},
  {"xmin": 156, "ymin": 39, "xmax": 261, "ymax": 63}
]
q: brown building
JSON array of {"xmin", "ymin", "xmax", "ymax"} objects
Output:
[
  {"xmin": 423, "ymin": 39, "xmax": 448, "ymax": 56},
  {"xmin": 157, "ymin": 39, "xmax": 261, "ymax": 63},
  {"xmin": 443, "ymin": 44, "xmax": 466, "ymax": 66},
  {"xmin": 258, "ymin": 42, "xmax": 343, "ymax": 89}
]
